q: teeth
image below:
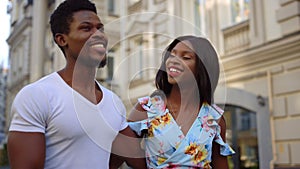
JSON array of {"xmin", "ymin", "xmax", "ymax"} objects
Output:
[
  {"xmin": 169, "ymin": 68, "xmax": 180, "ymax": 73},
  {"xmin": 91, "ymin": 44, "xmax": 104, "ymax": 48}
]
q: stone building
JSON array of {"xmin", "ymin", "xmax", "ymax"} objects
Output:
[
  {"xmin": 5, "ymin": 0, "xmax": 300, "ymax": 169},
  {"xmin": 0, "ymin": 66, "xmax": 7, "ymax": 147}
]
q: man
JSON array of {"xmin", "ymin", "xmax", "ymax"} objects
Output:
[{"xmin": 7, "ymin": 0, "xmax": 145, "ymax": 168}]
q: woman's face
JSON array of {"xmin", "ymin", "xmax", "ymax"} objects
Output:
[{"xmin": 165, "ymin": 40, "xmax": 197, "ymax": 85}]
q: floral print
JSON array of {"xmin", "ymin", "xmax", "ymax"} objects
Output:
[
  {"xmin": 185, "ymin": 142, "xmax": 208, "ymax": 164},
  {"xmin": 129, "ymin": 95, "xmax": 235, "ymax": 169},
  {"xmin": 147, "ymin": 112, "xmax": 173, "ymax": 137}
]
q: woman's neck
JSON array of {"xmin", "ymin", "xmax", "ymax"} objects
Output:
[
  {"xmin": 167, "ymin": 85, "xmax": 200, "ymax": 119},
  {"xmin": 167, "ymin": 85, "xmax": 201, "ymax": 135},
  {"xmin": 168, "ymin": 84, "xmax": 199, "ymax": 106}
]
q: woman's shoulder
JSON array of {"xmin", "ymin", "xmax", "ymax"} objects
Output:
[
  {"xmin": 128, "ymin": 90, "xmax": 167, "ymax": 122},
  {"xmin": 128, "ymin": 102, "xmax": 148, "ymax": 122},
  {"xmin": 201, "ymin": 102, "xmax": 224, "ymax": 119}
]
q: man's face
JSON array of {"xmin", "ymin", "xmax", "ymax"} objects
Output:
[{"xmin": 65, "ymin": 10, "xmax": 108, "ymax": 68}]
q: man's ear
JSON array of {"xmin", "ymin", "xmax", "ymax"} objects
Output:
[{"xmin": 55, "ymin": 33, "xmax": 67, "ymax": 47}]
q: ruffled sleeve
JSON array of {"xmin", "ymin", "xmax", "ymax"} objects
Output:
[
  {"xmin": 214, "ymin": 130, "xmax": 236, "ymax": 156},
  {"xmin": 128, "ymin": 95, "xmax": 167, "ymax": 136},
  {"xmin": 128, "ymin": 119, "xmax": 148, "ymax": 136},
  {"xmin": 210, "ymin": 104, "xmax": 235, "ymax": 156}
]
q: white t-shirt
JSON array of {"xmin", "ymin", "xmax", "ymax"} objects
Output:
[{"xmin": 9, "ymin": 72, "xmax": 128, "ymax": 169}]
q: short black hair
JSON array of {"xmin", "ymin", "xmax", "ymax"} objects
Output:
[
  {"xmin": 155, "ymin": 36, "xmax": 220, "ymax": 106},
  {"xmin": 49, "ymin": 0, "xmax": 97, "ymax": 46}
]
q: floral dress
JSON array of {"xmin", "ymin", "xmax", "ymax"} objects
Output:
[{"xmin": 128, "ymin": 94, "xmax": 235, "ymax": 169}]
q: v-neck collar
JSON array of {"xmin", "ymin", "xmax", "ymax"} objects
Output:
[
  {"xmin": 167, "ymin": 107, "xmax": 201, "ymax": 138},
  {"xmin": 54, "ymin": 72, "xmax": 103, "ymax": 107}
]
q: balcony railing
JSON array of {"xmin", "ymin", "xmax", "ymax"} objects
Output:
[
  {"xmin": 128, "ymin": 0, "xmax": 143, "ymax": 14},
  {"xmin": 222, "ymin": 20, "xmax": 250, "ymax": 55}
]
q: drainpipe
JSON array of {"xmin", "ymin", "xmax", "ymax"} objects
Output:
[{"xmin": 268, "ymin": 70, "xmax": 276, "ymax": 169}]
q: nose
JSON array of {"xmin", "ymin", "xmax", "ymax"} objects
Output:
[
  {"xmin": 92, "ymin": 28, "xmax": 105, "ymax": 37},
  {"xmin": 167, "ymin": 54, "xmax": 181, "ymax": 64},
  {"xmin": 91, "ymin": 28, "xmax": 108, "ymax": 42}
]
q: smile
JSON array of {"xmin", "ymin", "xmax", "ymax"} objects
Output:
[
  {"xmin": 169, "ymin": 67, "xmax": 182, "ymax": 73},
  {"xmin": 91, "ymin": 43, "xmax": 105, "ymax": 48}
]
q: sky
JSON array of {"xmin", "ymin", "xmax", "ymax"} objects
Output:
[{"xmin": 0, "ymin": 0, "xmax": 10, "ymax": 69}]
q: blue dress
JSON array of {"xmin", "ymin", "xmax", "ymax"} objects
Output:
[{"xmin": 129, "ymin": 95, "xmax": 235, "ymax": 169}]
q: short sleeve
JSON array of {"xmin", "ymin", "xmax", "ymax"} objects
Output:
[
  {"xmin": 119, "ymin": 114, "xmax": 129, "ymax": 131},
  {"xmin": 129, "ymin": 95, "xmax": 167, "ymax": 136},
  {"xmin": 209, "ymin": 104, "xmax": 235, "ymax": 156},
  {"xmin": 128, "ymin": 120, "xmax": 148, "ymax": 136},
  {"xmin": 128, "ymin": 96, "xmax": 151, "ymax": 136},
  {"xmin": 9, "ymin": 84, "xmax": 49, "ymax": 133},
  {"xmin": 214, "ymin": 132, "xmax": 235, "ymax": 156},
  {"xmin": 112, "ymin": 93, "xmax": 128, "ymax": 131}
]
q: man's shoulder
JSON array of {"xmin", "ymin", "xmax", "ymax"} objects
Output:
[
  {"xmin": 18, "ymin": 72, "xmax": 58, "ymax": 95},
  {"xmin": 97, "ymin": 83, "xmax": 125, "ymax": 107},
  {"xmin": 35, "ymin": 72, "xmax": 58, "ymax": 84},
  {"xmin": 96, "ymin": 82, "xmax": 118, "ymax": 96}
]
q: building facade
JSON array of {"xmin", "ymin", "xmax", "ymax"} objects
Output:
[
  {"xmin": 0, "ymin": 66, "xmax": 7, "ymax": 147},
  {"xmin": 5, "ymin": 0, "xmax": 300, "ymax": 169}
]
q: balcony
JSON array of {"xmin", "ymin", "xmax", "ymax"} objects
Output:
[
  {"xmin": 222, "ymin": 20, "xmax": 250, "ymax": 56},
  {"xmin": 128, "ymin": 0, "xmax": 143, "ymax": 14}
]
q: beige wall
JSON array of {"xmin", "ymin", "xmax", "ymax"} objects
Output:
[{"xmin": 217, "ymin": 0, "xmax": 300, "ymax": 168}]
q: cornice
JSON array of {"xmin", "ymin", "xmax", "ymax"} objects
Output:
[
  {"xmin": 6, "ymin": 17, "xmax": 32, "ymax": 45},
  {"xmin": 222, "ymin": 32, "xmax": 300, "ymax": 71},
  {"xmin": 220, "ymin": 32, "xmax": 300, "ymax": 83}
]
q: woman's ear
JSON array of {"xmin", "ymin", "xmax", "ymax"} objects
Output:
[{"xmin": 55, "ymin": 33, "xmax": 67, "ymax": 47}]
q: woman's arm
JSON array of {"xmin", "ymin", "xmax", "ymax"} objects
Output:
[{"xmin": 128, "ymin": 102, "xmax": 148, "ymax": 122}]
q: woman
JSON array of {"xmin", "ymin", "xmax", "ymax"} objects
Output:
[{"xmin": 128, "ymin": 35, "xmax": 235, "ymax": 168}]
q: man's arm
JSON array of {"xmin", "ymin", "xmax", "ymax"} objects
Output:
[
  {"xmin": 110, "ymin": 102, "xmax": 147, "ymax": 169},
  {"xmin": 109, "ymin": 126, "xmax": 146, "ymax": 169},
  {"xmin": 8, "ymin": 131, "xmax": 45, "ymax": 169}
]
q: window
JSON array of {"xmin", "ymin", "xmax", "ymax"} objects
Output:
[
  {"xmin": 137, "ymin": 38, "xmax": 144, "ymax": 79},
  {"xmin": 223, "ymin": 105, "xmax": 259, "ymax": 169},
  {"xmin": 194, "ymin": 0, "xmax": 206, "ymax": 35},
  {"xmin": 108, "ymin": 0, "xmax": 120, "ymax": 16},
  {"xmin": 129, "ymin": 37, "xmax": 144, "ymax": 81},
  {"xmin": 107, "ymin": 50, "xmax": 115, "ymax": 81},
  {"xmin": 241, "ymin": 112, "xmax": 250, "ymax": 131},
  {"xmin": 108, "ymin": 0, "xmax": 115, "ymax": 15},
  {"xmin": 231, "ymin": 0, "xmax": 250, "ymax": 23}
]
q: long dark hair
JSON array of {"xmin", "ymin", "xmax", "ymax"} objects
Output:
[{"xmin": 155, "ymin": 35, "xmax": 220, "ymax": 105}]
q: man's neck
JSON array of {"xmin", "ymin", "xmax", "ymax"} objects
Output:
[{"xmin": 58, "ymin": 67, "xmax": 102, "ymax": 104}]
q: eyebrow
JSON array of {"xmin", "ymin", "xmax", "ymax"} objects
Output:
[
  {"xmin": 171, "ymin": 48, "xmax": 194, "ymax": 54},
  {"xmin": 79, "ymin": 21, "xmax": 104, "ymax": 27}
]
